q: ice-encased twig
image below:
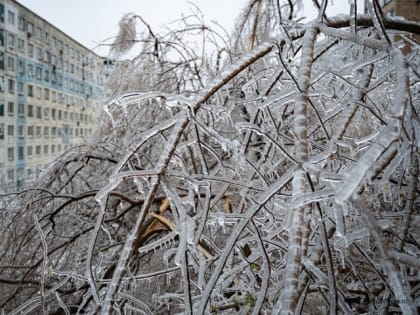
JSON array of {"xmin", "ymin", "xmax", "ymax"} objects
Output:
[{"xmin": 272, "ymin": 25, "xmax": 318, "ymax": 315}]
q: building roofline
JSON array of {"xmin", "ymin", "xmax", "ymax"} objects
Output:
[{"xmin": 11, "ymin": 0, "xmax": 104, "ymax": 58}]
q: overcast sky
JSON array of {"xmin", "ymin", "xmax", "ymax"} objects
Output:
[{"xmin": 17, "ymin": 0, "xmax": 361, "ymax": 57}]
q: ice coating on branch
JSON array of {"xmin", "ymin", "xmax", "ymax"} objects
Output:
[
  {"xmin": 103, "ymin": 103, "xmax": 115, "ymax": 129},
  {"xmin": 288, "ymin": 189, "xmax": 335, "ymax": 209},
  {"xmin": 334, "ymin": 228, "xmax": 369, "ymax": 249},
  {"xmin": 193, "ymin": 41, "xmax": 273, "ymax": 108},
  {"xmin": 335, "ymin": 120, "xmax": 400, "ymax": 204},
  {"xmin": 387, "ymin": 50, "xmax": 409, "ymax": 119},
  {"xmin": 334, "ymin": 202, "xmax": 347, "ymax": 238},
  {"xmin": 95, "ymin": 176, "xmax": 122, "ymax": 207},
  {"xmin": 174, "ymin": 216, "xmax": 195, "ymax": 266},
  {"xmin": 381, "ymin": 142, "xmax": 410, "ymax": 183}
]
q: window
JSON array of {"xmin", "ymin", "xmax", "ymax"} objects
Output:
[
  {"xmin": 43, "ymin": 107, "xmax": 49, "ymax": 119},
  {"xmin": 36, "ymin": 47, "xmax": 42, "ymax": 60},
  {"xmin": 18, "ymin": 60, "xmax": 24, "ymax": 73},
  {"xmin": 6, "ymin": 126, "xmax": 14, "ymax": 138},
  {"xmin": 18, "ymin": 82, "xmax": 24, "ymax": 95},
  {"xmin": 8, "ymin": 11, "xmax": 15, "ymax": 25},
  {"xmin": 7, "ymin": 147, "xmax": 14, "ymax": 161},
  {"xmin": 27, "ymin": 64, "xmax": 34, "ymax": 77},
  {"xmin": 18, "ymin": 38, "xmax": 24, "ymax": 51},
  {"xmin": 35, "ymin": 86, "xmax": 42, "ymax": 99},
  {"xmin": 44, "ymin": 70, "xmax": 49, "ymax": 82},
  {"xmin": 35, "ymin": 27, "xmax": 42, "ymax": 40},
  {"xmin": 36, "ymin": 106, "xmax": 42, "ymax": 119},
  {"xmin": 28, "ymin": 43, "xmax": 34, "ymax": 56},
  {"xmin": 8, "ymin": 79, "xmax": 15, "ymax": 93},
  {"xmin": 44, "ymin": 88, "xmax": 49, "ymax": 100},
  {"xmin": 27, "ymin": 84, "xmax": 33, "ymax": 97},
  {"xmin": 51, "ymin": 126, "xmax": 57, "ymax": 137},
  {"xmin": 0, "ymin": 123, "xmax": 4, "ymax": 139},
  {"xmin": 58, "ymin": 110, "xmax": 62, "ymax": 120},
  {"xmin": 18, "ymin": 125, "xmax": 24, "ymax": 138},
  {"xmin": 36, "ymin": 66, "xmax": 42, "ymax": 79},
  {"xmin": 36, "ymin": 126, "xmax": 41, "ymax": 137},
  {"xmin": 0, "ymin": 52, "xmax": 3, "ymax": 70},
  {"xmin": 35, "ymin": 145, "xmax": 41, "ymax": 155},
  {"xmin": 27, "ymin": 104, "xmax": 34, "ymax": 117},
  {"xmin": 45, "ymin": 51, "xmax": 50, "ymax": 63},
  {"xmin": 0, "ymin": 29, "xmax": 4, "ymax": 47},
  {"xmin": 18, "ymin": 146, "xmax": 24, "ymax": 160},
  {"xmin": 51, "ymin": 145, "xmax": 55, "ymax": 154},
  {"xmin": 27, "ymin": 22, "xmax": 33, "ymax": 34},
  {"xmin": 7, "ymin": 55, "xmax": 14, "ymax": 71},
  {"xmin": 43, "ymin": 126, "xmax": 49, "ymax": 137},
  {"xmin": 27, "ymin": 126, "xmax": 34, "ymax": 137},
  {"xmin": 27, "ymin": 168, "xmax": 33, "ymax": 180},
  {"xmin": 18, "ymin": 103, "xmax": 24, "ymax": 116},
  {"xmin": 18, "ymin": 16, "xmax": 25, "ymax": 30},
  {"xmin": 0, "ymin": 103, "xmax": 3, "ymax": 116},
  {"xmin": 7, "ymin": 169, "xmax": 14, "ymax": 182},
  {"xmin": 43, "ymin": 145, "xmax": 48, "ymax": 155},
  {"xmin": 7, "ymin": 33, "xmax": 14, "ymax": 49},
  {"xmin": 27, "ymin": 146, "xmax": 33, "ymax": 158},
  {"xmin": 0, "ymin": 5, "xmax": 4, "ymax": 23},
  {"xmin": 0, "ymin": 76, "xmax": 3, "ymax": 92},
  {"xmin": 51, "ymin": 108, "xmax": 56, "ymax": 119},
  {"xmin": 7, "ymin": 102, "xmax": 14, "ymax": 115}
]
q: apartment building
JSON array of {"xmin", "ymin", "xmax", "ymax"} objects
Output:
[
  {"xmin": 379, "ymin": 0, "xmax": 420, "ymax": 21},
  {"xmin": 364, "ymin": 0, "xmax": 420, "ymax": 49},
  {"xmin": 381, "ymin": 0, "xmax": 420, "ymax": 52},
  {"xmin": 0, "ymin": 0, "xmax": 104, "ymax": 191}
]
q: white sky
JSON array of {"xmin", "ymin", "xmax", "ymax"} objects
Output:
[{"xmin": 16, "ymin": 0, "xmax": 361, "ymax": 57}]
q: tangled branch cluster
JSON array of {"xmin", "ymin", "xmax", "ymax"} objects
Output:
[{"xmin": 1, "ymin": 1, "xmax": 419, "ymax": 314}]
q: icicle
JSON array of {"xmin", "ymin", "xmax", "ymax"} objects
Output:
[
  {"xmin": 288, "ymin": 189, "xmax": 335, "ymax": 209},
  {"xmin": 334, "ymin": 228, "xmax": 369, "ymax": 249},
  {"xmin": 382, "ymin": 142, "xmax": 410, "ymax": 183},
  {"xmin": 320, "ymin": 172, "xmax": 342, "ymax": 183},
  {"xmin": 334, "ymin": 202, "xmax": 347, "ymax": 238},
  {"xmin": 95, "ymin": 177, "xmax": 122, "ymax": 207},
  {"xmin": 103, "ymin": 103, "xmax": 115, "ymax": 129},
  {"xmin": 197, "ymin": 253, "xmax": 206, "ymax": 291},
  {"xmin": 174, "ymin": 216, "xmax": 195, "ymax": 266},
  {"xmin": 138, "ymin": 231, "xmax": 178, "ymax": 254},
  {"xmin": 302, "ymin": 257, "xmax": 327, "ymax": 281},
  {"xmin": 133, "ymin": 177, "xmax": 144, "ymax": 194}
]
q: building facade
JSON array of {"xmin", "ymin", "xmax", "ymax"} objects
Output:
[
  {"xmin": 0, "ymin": 0, "xmax": 104, "ymax": 191},
  {"xmin": 380, "ymin": 0, "xmax": 420, "ymax": 52},
  {"xmin": 379, "ymin": 0, "xmax": 420, "ymax": 22}
]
